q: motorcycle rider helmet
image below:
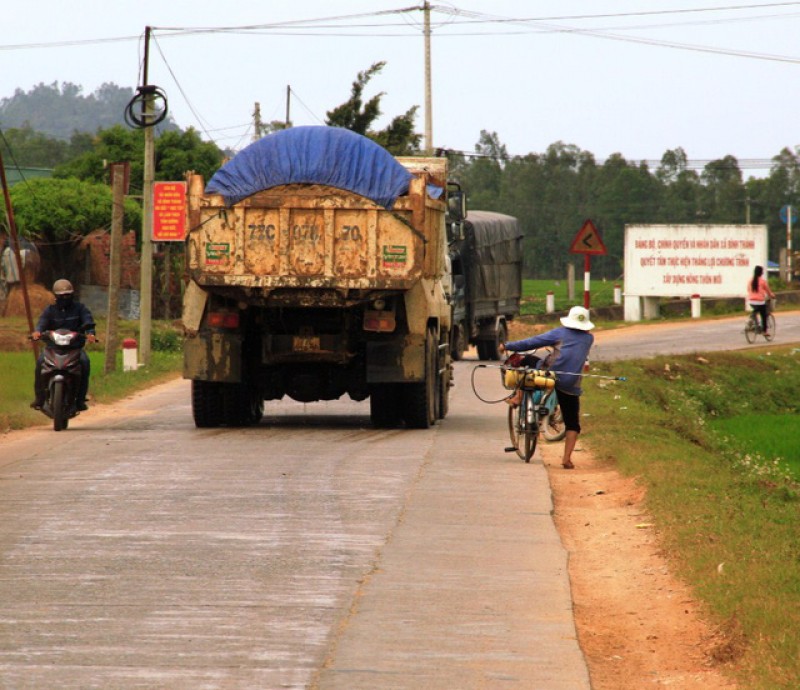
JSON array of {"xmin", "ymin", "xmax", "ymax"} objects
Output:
[{"xmin": 52, "ymin": 279, "xmax": 74, "ymax": 295}]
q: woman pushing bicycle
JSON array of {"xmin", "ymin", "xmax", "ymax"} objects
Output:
[
  {"xmin": 498, "ymin": 306, "xmax": 595, "ymax": 470},
  {"xmin": 746, "ymin": 265, "xmax": 775, "ymax": 338}
]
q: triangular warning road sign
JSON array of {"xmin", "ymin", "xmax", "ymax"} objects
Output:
[{"xmin": 569, "ymin": 219, "xmax": 607, "ymax": 255}]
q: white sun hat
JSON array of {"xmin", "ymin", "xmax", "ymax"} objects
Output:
[{"xmin": 560, "ymin": 306, "xmax": 595, "ymax": 331}]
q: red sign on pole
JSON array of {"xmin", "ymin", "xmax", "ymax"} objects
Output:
[
  {"xmin": 569, "ymin": 219, "xmax": 607, "ymax": 256},
  {"xmin": 152, "ymin": 181, "xmax": 187, "ymax": 242}
]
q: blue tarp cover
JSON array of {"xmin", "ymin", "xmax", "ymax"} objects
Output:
[{"xmin": 205, "ymin": 126, "xmax": 412, "ymax": 208}]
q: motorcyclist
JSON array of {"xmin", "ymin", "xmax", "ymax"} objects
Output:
[{"xmin": 30, "ymin": 279, "xmax": 97, "ymax": 411}]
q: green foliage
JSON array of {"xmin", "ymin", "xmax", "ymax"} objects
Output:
[
  {"xmin": 52, "ymin": 125, "xmax": 223, "ymax": 197},
  {"xmin": 325, "ymin": 62, "xmax": 421, "ymax": 155},
  {"xmin": 9, "ymin": 177, "xmax": 142, "ymax": 241},
  {"xmin": 155, "ymin": 128, "xmax": 223, "ymax": 183},
  {"xmin": 451, "ymin": 133, "xmax": 800, "ymax": 280},
  {"xmin": 54, "ymin": 125, "xmax": 144, "ymax": 185},
  {"xmin": 151, "ymin": 325, "xmax": 183, "ymax": 352}
]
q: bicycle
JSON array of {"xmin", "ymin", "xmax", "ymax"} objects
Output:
[
  {"xmin": 502, "ymin": 362, "xmax": 559, "ymax": 463},
  {"xmin": 744, "ymin": 298, "xmax": 775, "ymax": 344}
]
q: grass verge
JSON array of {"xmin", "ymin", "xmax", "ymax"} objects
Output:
[
  {"xmin": 0, "ymin": 318, "xmax": 182, "ymax": 432},
  {"xmin": 585, "ymin": 347, "xmax": 800, "ymax": 688}
]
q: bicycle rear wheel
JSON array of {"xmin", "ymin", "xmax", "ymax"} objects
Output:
[
  {"xmin": 542, "ymin": 393, "xmax": 566, "ymax": 442},
  {"xmin": 744, "ymin": 316, "xmax": 757, "ymax": 344},
  {"xmin": 765, "ymin": 314, "xmax": 776, "ymax": 341}
]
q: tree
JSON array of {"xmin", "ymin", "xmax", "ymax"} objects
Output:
[
  {"xmin": 6, "ymin": 177, "xmax": 142, "ymax": 280},
  {"xmin": 325, "ymin": 62, "xmax": 421, "ymax": 155},
  {"xmin": 9, "ymin": 177, "xmax": 141, "ymax": 241},
  {"xmin": 700, "ymin": 156, "xmax": 744, "ymax": 222},
  {"xmin": 54, "ymin": 124, "xmax": 223, "ymax": 191}
]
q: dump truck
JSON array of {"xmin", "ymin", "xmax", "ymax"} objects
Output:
[
  {"xmin": 181, "ymin": 126, "xmax": 457, "ymax": 428},
  {"xmin": 448, "ymin": 210, "xmax": 523, "ymax": 360}
]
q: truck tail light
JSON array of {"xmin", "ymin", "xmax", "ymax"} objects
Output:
[
  {"xmin": 207, "ymin": 311, "xmax": 240, "ymax": 329},
  {"xmin": 363, "ymin": 310, "xmax": 396, "ymax": 333}
]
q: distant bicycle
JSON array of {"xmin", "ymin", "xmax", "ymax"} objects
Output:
[{"xmin": 744, "ymin": 298, "xmax": 775, "ymax": 343}]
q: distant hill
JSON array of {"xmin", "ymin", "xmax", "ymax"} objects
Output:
[{"xmin": 0, "ymin": 81, "xmax": 179, "ymax": 140}]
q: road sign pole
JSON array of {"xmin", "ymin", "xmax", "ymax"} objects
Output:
[
  {"xmin": 788, "ymin": 205, "xmax": 793, "ymax": 284},
  {"xmin": 583, "ymin": 255, "xmax": 591, "ymax": 308}
]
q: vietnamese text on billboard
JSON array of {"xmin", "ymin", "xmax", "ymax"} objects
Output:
[{"xmin": 624, "ymin": 224, "xmax": 768, "ymax": 298}]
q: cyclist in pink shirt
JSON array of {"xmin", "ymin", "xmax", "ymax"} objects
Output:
[{"xmin": 746, "ymin": 265, "xmax": 775, "ymax": 336}]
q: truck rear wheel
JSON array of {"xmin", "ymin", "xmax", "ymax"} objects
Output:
[
  {"xmin": 222, "ymin": 382, "xmax": 264, "ymax": 427},
  {"xmin": 192, "ymin": 380, "xmax": 225, "ymax": 428},
  {"xmin": 403, "ymin": 329, "xmax": 438, "ymax": 429},
  {"xmin": 451, "ymin": 323, "xmax": 466, "ymax": 361},
  {"xmin": 478, "ymin": 321, "xmax": 507, "ymax": 361},
  {"xmin": 370, "ymin": 384, "xmax": 402, "ymax": 427}
]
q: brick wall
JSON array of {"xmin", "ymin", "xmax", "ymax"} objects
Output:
[{"xmin": 79, "ymin": 230, "xmax": 140, "ymax": 288}]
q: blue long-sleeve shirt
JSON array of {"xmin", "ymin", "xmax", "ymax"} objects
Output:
[{"xmin": 504, "ymin": 326, "xmax": 594, "ymax": 395}]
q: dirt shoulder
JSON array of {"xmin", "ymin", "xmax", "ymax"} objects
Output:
[{"xmin": 539, "ymin": 440, "xmax": 738, "ymax": 689}]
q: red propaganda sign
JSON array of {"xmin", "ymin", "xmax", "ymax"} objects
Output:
[
  {"xmin": 152, "ymin": 181, "xmax": 187, "ymax": 242},
  {"xmin": 569, "ymin": 219, "xmax": 607, "ymax": 255}
]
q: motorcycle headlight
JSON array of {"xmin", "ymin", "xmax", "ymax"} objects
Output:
[{"xmin": 52, "ymin": 332, "xmax": 74, "ymax": 346}]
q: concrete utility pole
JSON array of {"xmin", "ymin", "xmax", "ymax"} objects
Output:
[
  {"xmin": 423, "ymin": 1, "xmax": 433, "ymax": 154},
  {"xmin": 252, "ymin": 102, "xmax": 263, "ymax": 142},
  {"xmin": 140, "ymin": 26, "xmax": 154, "ymax": 366},
  {"xmin": 286, "ymin": 85, "xmax": 291, "ymax": 128},
  {"xmin": 105, "ymin": 164, "xmax": 125, "ymax": 374}
]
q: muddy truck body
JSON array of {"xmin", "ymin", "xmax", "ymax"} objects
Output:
[
  {"xmin": 181, "ymin": 126, "xmax": 454, "ymax": 428},
  {"xmin": 448, "ymin": 210, "xmax": 523, "ymax": 361}
]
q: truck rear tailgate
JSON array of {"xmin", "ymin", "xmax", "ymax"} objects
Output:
[{"xmin": 186, "ymin": 183, "xmax": 427, "ymax": 291}]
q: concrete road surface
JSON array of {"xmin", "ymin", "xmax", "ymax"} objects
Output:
[
  {"xmin": 591, "ymin": 309, "xmax": 800, "ymax": 361},
  {"xmin": 5, "ymin": 313, "xmax": 795, "ymax": 688},
  {"xmin": 0, "ymin": 366, "xmax": 590, "ymax": 689}
]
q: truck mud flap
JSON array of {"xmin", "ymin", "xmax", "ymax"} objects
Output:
[
  {"xmin": 184, "ymin": 333, "xmax": 242, "ymax": 383},
  {"xmin": 366, "ymin": 334, "xmax": 425, "ymax": 383}
]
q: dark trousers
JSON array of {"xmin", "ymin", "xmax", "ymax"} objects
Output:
[
  {"xmin": 34, "ymin": 351, "xmax": 90, "ymax": 404},
  {"xmin": 556, "ymin": 389, "xmax": 581, "ymax": 433},
  {"xmin": 751, "ymin": 303, "xmax": 769, "ymax": 332}
]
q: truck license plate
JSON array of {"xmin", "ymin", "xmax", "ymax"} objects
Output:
[{"xmin": 293, "ymin": 336, "xmax": 320, "ymax": 352}]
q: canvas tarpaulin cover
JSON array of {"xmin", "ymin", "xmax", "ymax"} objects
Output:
[
  {"xmin": 463, "ymin": 210, "xmax": 523, "ymax": 303},
  {"xmin": 205, "ymin": 126, "xmax": 412, "ymax": 209}
]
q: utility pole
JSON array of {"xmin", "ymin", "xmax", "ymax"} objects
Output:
[
  {"xmin": 423, "ymin": 1, "xmax": 433, "ymax": 154},
  {"xmin": 285, "ymin": 85, "xmax": 291, "ymax": 128},
  {"xmin": 140, "ymin": 26, "xmax": 155, "ymax": 366},
  {"xmin": 0, "ymin": 150, "xmax": 37, "ymax": 362},
  {"xmin": 253, "ymin": 102, "xmax": 263, "ymax": 142},
  {"xmin": 105, "ymin": 163, "xmax": 125, "ymax": 374}
]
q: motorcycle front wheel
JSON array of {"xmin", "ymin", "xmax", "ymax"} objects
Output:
[{"xmin": 52, "ymin": 380, "xmax": 68, "ymax": 431}]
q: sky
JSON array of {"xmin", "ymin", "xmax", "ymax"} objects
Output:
[{"xmin": 4, "ymin": 1, "xmax": 800, "ymax": 178}]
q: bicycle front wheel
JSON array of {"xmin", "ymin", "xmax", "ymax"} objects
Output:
[
  {"xmin": 520, "ymin": 393, "xmax": 538, "ymax": 462},
  {"xmin": 507, "ymin": 393, "xmax": 537, "ymax": 462},
  {"xmin": 744, "ymin": 316, "xmax": 757, "ymax": 344},
  {"xmin": 765, "ymin": 314, "xmax": 776, "ymax": 341}
]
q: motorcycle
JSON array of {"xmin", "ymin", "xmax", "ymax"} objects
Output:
[{"xmin": 35, "ymin": 329, "xmax": 87, "ymax": 431}]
